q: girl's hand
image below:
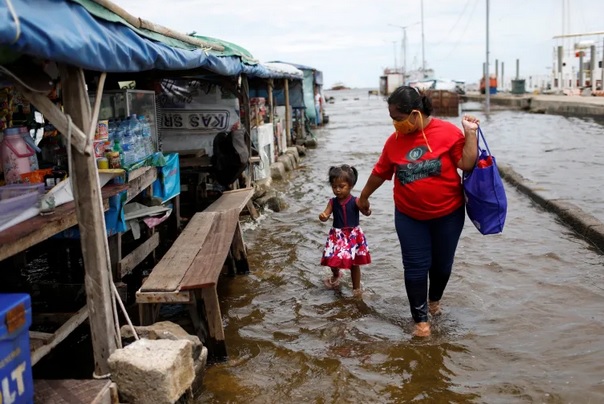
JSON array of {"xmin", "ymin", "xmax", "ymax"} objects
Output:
[
  {"xmin": 461, "ymin": 114, "xmax": 480, "ymax": 132},
  {"xmin": 319, "ymin": 212, "xmax": 329, "ymax": 222},
  {"xmin": 356, "ymin": 197, "xmax": 371, "ymax": 216}
]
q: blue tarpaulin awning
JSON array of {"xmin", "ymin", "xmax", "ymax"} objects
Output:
[{"xmin": 0, "ymin": 0, "xmax": 254, "ymax": 76}]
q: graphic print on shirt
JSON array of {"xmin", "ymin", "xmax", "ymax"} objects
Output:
[{"xmin": 396, "ymin": 145, "xmax": 442, "ymax": 185}]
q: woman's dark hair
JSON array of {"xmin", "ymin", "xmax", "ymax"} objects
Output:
[
  {"xmin": 328, "ymin": 164, "xmax": 358, "ymax": 187},
  {"xmin": 387, "ymin": 86, "xmax": 433, "ymax": 116}
]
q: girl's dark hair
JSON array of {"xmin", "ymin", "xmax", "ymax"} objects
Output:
[
  {"xmin": 328, "ymin": 164, "xmax": 358, "ymax": 187},
  {"xmin": 387, "ymin": 86, "xmax": 433, "ymax": 116}
]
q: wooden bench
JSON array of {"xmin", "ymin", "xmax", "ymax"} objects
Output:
[{"xmin": 135, "ymin": 188, "xmax": 254, "ymax": 360}]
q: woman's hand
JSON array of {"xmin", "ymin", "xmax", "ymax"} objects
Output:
[
  {"xmin": 319, "ymin": 212, "xmax": 329, "ymax": 222},
  {"xmin": 461, "ymin": 114, "xmax": 480, "ymax": 132},
  {"xmin": 356, "ymin": 197, "xmax": 371, "ymax": 216}
]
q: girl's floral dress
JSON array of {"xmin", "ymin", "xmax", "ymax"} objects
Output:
[{"xmin": 320, "ymin": 195, "xmax": 371, "ymax": 268}]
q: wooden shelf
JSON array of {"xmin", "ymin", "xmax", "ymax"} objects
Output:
[{"xmin": 0, "ymin": 184, "xmax": 127, "ymax": 262}]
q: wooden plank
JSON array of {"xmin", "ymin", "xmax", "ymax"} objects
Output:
[
  {"xmin": 15, "ymin": 83, "xmax": 90, "ymax": 156},
  {"xmin": 139, "ymin": 212, "xmax": 217, "ymax": 292},
  {"xmin": 0, "ymin": 185, "xmax": 124, "ymax": 262},
  {"xmin": 31, "ymin": 306, "xmax": 89, "ymax": 365},
  {"xmin": 126, "ymin": 167, "xmax": 157, "ymax": 203},
  {"xmin": 135, "ymin": 290, "xmax": 192, "ymax": 304},
  {"xmin": 180, "ymin": 209, "xmax": 240, "ymax": 290},
  {"xmin": 118, "ymin": 231, "xmax": 160, "ymax": 278},
  {"xmin": 203, "ymin": 188, "xmax": 254, "ymax": 214},
  {"xmin": 60, "ymin": 65, "xmax": 117, "ymax": 376},
  {"xmin": 34, "ymin": 379, "xmax": 114, "ymax": 404}
]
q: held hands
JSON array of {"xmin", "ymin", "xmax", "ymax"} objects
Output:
[
  {"xmin": 319, "ymin": 212, "xmax": 330, "ymax": 222},
  {"xmin": 462, "ymin": 114, "xmax": 480, "ymax": 132},
  {"xmin": 356, "ymin": 197, "xmax": 372, "ymax": 216}
]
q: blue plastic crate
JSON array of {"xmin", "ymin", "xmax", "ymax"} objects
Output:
[{"xmin": 0, "ymin": 294, "xmax": 33, "ymax": 404}]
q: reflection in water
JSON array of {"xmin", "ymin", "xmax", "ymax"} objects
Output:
[{"xmin": 199, "ymin": 90, "xmax": 604, "ymax": 403}]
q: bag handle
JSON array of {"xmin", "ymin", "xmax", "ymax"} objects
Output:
[{"xmin": 477, "ymin": 126, "xmax": 492, "ymax": 156}]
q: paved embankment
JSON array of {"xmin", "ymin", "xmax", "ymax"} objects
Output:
[
  {"xmin": 499, "ymin": 163, "xmax": 604, "ymax": 253},
  {"xmin": 464, "ymin": 93, "xmax": 604, "ymax": 117}
]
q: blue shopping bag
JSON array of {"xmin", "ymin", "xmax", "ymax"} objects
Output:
[{"xmin": 463, "ymin": 127, "xmax": 507, "ymax": 235}]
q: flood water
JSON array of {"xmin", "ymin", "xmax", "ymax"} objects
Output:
[{"xmin": 198, "ymin": 89, "xmax": 604, "ymax": 403}]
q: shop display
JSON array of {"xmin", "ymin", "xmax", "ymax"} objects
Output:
[{"xmin": 89, "ymin": 90, "xmax": 159, "ymax": 168}]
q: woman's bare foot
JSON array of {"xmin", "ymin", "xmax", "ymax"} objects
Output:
[
  {"xmin": 352, "ymin": 288, "xmax": 363, "ymax": 298},
  {"xmin": 428, "ymin": 300, "xmax": 441, "ymax": 316},
  {"xmin": 413, "ymin": 322, "xmax": 431, "ymax": 337}
]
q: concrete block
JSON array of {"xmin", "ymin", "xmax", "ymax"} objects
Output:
[
  {"xmin": 296, "ymin": 145, "xmax": 307, "ymax": 157},
  {"xmin": 255, "ymin": 190, "xmax": 286, "ymax": 212},
  {"xmin": 304, "ymin": 137, "xmax": 318, "ymax": 148},
  {"xmin": 191, "ymin": 347, "xmax": 209, "ymax": 397},
  {"xmin": 253, "ymin": 177, "xmax": 272, "ymax": 198},
  {"xmin": 277, "ymin": 154, "xmax": 294, "ymax": 171},
  {"xmin": 120, "ymin": 321, "xmax": 203, "ymax": 359},
  {"xmin": 109, "ymin": 339, "xmax": 195, "ymax": 404},
  {"xmin": 270, "ymin": 162, "xmax": 286, "ymax": 181},
  {"xmin": 285, "ymin": 146, "xmax": 300, "ymax": 164}
]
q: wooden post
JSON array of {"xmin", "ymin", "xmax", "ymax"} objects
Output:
[
  {"xmin": 59, "ymin": 65, "xmax": 118, "ymax": 376},
  {"xmin": 267, "ymin": 79, "xmax": 274, "ymax": 124},
  {"xmin": 284, "ymin": 79, "xmax": 291, "ymax": 147},
  {"xmin": 240, "ymin": 75, "xmax": 252, "ymax": 187}
]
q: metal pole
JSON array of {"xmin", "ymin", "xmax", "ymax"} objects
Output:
[
  {"xmin": 601, "ymin": 38, "xmax": 604, "ymax": 90},
  {"xmin": 421, "ymin": 0, "xmax": 426, "ymax": 75},
  {"xmin": 516, "ymin": 59, "xmax": 520, "ymax": 80},
  {"xmin": 485, "ymin": 0, "xmax": 490, "ymax": 114},
  {"xmin": 590, "ymin": 45, "xmax": 597, "ymax": 91},
  {"xmin": 392, "ymin": 41, "xmax": 397, "ymax": 73},
  {"xmin": 403, "ymin": 27, "xmax": 407, "ymax": 80},
  {"xmin": 495, "ymin": 58, "xmax": 499, "ymax": 89}
]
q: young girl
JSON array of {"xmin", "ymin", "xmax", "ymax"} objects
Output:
[{"xmin": 319, "ymin": 165, "xmax": 371, "ymax": 294}]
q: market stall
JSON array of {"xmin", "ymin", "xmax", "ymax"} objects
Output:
[
  {"xmin": 247, "ymin": 62, "xmax": 304, "ymax": 181},
  {"xmin": 0, "ymin": 0, "xmax": 269, "ymax": 399}
]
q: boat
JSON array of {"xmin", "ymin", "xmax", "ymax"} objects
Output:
[{"xmin": 329, "ymin": 82, "xmax": 350, "ymax": 90}]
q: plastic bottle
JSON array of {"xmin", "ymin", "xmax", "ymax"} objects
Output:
[
  {"xmin": 117, "ymin": 119, "xmax": 132, "ymax": 167},
  {"xmin": 129, "ymin": 114, "xmax": 143, "ymax": 162},
  {"xmin": 137, "ymin": 115, "xmax": 152, "ymax": 158}
]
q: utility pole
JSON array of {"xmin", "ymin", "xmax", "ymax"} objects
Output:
[
  {"xmin": 392, "ymin": 41, "xmax": 398, "ymax": 73},
  {"xmin": 485, "ymin": 0, "xmax": 490, "ymax": 114},
  {"xmin": 421, "ymin": 0, "xmax": 426, "ymax": 75},
  {"xmin": 389, "ymin": 22, "xmax": 420, "ymax": 83}
]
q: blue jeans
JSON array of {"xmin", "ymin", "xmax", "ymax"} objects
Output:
[
  {"xmin": 394, "ymin": 206, "xmax": 465, "ymax": 323},
  {"xmin": 315, "ymin": 105, "xmax": 322, "ymax": 125}
]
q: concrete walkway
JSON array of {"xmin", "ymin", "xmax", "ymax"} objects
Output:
[
  {"xmin": 498, "ymin": 163, "xmax": 604, "ymax": 253},
  {"xmin": 464, "ymin": 92, "xmax": 604, "ymax": 116}
]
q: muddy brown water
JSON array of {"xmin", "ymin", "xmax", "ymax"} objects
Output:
[{"xmin": 195, "ymin": 89, "xmax": 604, "ymax": 403}]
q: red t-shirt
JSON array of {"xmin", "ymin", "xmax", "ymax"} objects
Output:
[{"xmin": 371, "ymin": 118, "xmax": 465, "ymax": 220}]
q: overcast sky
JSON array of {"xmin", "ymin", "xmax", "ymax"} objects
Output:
[{"xmin": 118, "ymin": 0, "xmax": 604, "ymax": 88}]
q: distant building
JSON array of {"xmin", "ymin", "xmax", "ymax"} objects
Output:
[{"xmin": 552, "ymin": 32, "xmax": 604, "ymax": 92}]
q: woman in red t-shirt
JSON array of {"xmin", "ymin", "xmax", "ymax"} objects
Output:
[{"xmin": 357, "ymin": 86, "xmax": 479, "ymax": 337}]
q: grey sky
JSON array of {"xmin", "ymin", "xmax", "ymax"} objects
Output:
[{"xmin": 118, "ymin": 0, "xmax": 604, "ymax": 88}]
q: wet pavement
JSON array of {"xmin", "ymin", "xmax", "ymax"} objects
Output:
[{"xmin": 198, "ymin": 89, "xmax": 604, "ymax": 403}]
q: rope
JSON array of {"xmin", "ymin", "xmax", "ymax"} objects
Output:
[
  {"xmin": 112, "ymin": 281, "xmax": 140, "ymax": 341},
  {"xmin": 0, "ymin": 66, "xmax": 48, "ymax": 94}
]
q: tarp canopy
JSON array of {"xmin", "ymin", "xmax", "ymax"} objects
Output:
[
  {"xmin": 269, "ymin": 61, "xmax": 323, "ymax": 85},
  {"xmin": 249, "ymin": 79, "xmax": 305, "ymax": 108},
  {"xmin": 0, "ymin": 0, "xmax": 259, "ymax": 77}
]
